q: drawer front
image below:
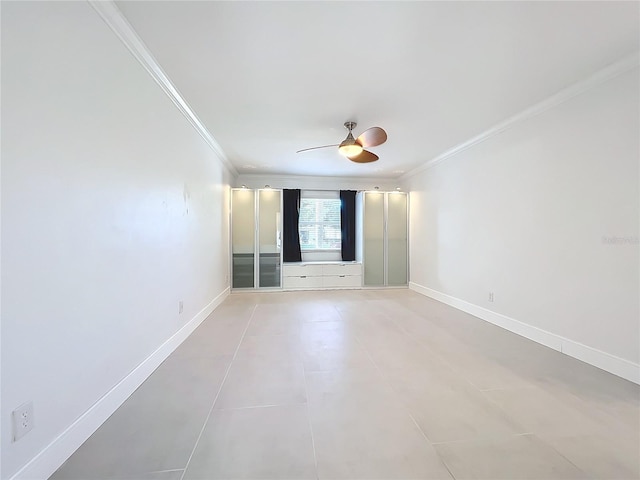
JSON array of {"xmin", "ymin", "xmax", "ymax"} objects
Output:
[
  {"xmin": 283, "ymin": 275, "xmax": 323, "ymax": 289},
  {"xmin": 283, "ymin": 264, "xmax": 323, "ymax": 277},
  {"xmin": 322, "ymin": 263, "xmax": 362, "ymax": 276},
  {"xmin": 322, "ymin": 275, "xmax": 362, "ymax": 288}
]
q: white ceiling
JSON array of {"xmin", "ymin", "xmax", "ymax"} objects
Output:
[{"xmin": 115, "ymin": 1, "xmax": 639, "ymax": 179}]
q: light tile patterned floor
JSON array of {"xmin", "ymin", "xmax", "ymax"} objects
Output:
[{"xmin": 51, "ymin": 289, "xmax": 640, "ymax": 479}]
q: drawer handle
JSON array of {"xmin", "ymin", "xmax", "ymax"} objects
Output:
[
  {"xmin": 301, "ymin": 275, "xmax": 307, "ymax": 278},
  {"xmin": 339, "ymin": 275, "xmax": 346, "ymax": 278}
]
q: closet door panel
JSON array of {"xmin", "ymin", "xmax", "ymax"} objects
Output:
[
  {"xmin": 387, "ymin": 193, "xmax": 408, "ymax": 285},
  {"xmin": 363, "ymin": 192, "xmax": 385, "ymax": 286},
  {"xmin": 258, "ymin": 189, "xmax": 281, "ymax": 288},
  {"xmin": 232, "ymin": 189, "xmax": 255, "ymax": 288}
]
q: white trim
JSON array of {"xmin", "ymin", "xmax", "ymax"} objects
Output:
[
  {"xmin": 281, "ymin": 287, "xmax": 363, "ymax": 291},
  {"xmin": 9, "ymin": 287, "xmax": 230, "ymax": 480},
  {"xmin": 300, "ymin": 190, "xmax": 340, "ymax": 199},
  {"xmin": 236, "ymin": 174, "xmax": 398, "ymax": 191},
  {"xmin": 88, "ymin": 0, "xmax": 237, "ymax": 177},
  {"xmin": 409, "ymin": 282, "xmax": 640, "ymax": 385},
  {"xmin": 400, "ymin": 53, "xmax": 640, "ymax": 181}
]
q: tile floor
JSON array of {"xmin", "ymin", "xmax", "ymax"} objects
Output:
[{"xmin": 51, "ymin": 289, "xmax": 640, "ymax": 480}]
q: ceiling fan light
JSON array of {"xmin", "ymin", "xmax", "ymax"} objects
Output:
[
  {"xmin": 338, "ymin": 129, "xmax": 364, "ymax": 157},
  {"xmin": 339, "ymin": 144, "xmax": 363, "ymax": 157}
]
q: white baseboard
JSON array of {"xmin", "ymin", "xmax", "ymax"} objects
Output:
[
  {"xmin": 10, "ymin": 287, "xmax": 230, "ymax": 480},
  {"xmin": 409, "ymin": 282, "xmax": 640, "ymax": 385}
]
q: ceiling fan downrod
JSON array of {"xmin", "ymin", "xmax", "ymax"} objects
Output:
[{"xmin": 339, "ymin": 121, "xmax": 362, "ymax": 157}]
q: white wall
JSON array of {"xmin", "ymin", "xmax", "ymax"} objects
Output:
[
  {"xmin": 1, "ymin": 2, "xmax": 232, "ymax": 478},
  {"xmin": 406, "ymin": 66, "xmax": 639, "ymax": 379}
]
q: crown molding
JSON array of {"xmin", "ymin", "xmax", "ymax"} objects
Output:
[
  {"xmin": 400, "ymin": 53, "xmax": 640, "ymax": 182},
  {"xmin": 235, "ymin": 173, "xmax": 401, "ymax": 191},
  {"xmin": 89, "ymin": 0, "xmax": 238, "ymax": 177}
]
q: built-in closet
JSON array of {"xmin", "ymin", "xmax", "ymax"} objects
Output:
[
  {"xmin": 230, "ymin": 187, "xmax": 407, "ymax": 290},
  {"xmin": 358, "ymin": 191, "xmax": 408, "ymax": 286},
  {"xmin": 231, "ymin": 188, "xmax": 282, "ymax": 289}
]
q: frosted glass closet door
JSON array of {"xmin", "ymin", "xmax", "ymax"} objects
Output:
[
  {"xmin": 387, "ymin": 193, "xmax": 408, "ymax": 285},
  {"xmin": 259, "ymin": 189, "xmax": 281, "ymax": 288},
  {"xmin": 232, "ymin": 189, "xmax": 255, "ymax": 288},
  {"xmin": 364, "ymin": 192, "xmax": 385, "ymax": 286}
]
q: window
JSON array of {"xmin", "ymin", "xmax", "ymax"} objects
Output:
[{"xmin": 299, "ymin": 197, "xmax": 341, "ymax": 250}]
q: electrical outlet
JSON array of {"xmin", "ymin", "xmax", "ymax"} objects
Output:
[
  {"xmin": 12, "ymin": 401, "xmax": 34, "ymax": 441},
  {"xmin": 179, "ymin": 301, "xmax": 184, "ymax": 314},
  {"xmin": 488, "ymin": 292, "xmax": 494, "ymax": 302}
]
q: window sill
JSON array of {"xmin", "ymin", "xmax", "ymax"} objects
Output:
[{"xmin": 301, "ymin": 249, "xmax": 341, "ymax": 253}]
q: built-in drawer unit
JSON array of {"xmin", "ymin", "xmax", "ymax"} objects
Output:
[
  {"xmin": 322, "ymin": 274, "xmax": 362, "ymax": 288},
  {"xmin": 282, "ymin": 262, "xmax": 362, "ymax": 290},
  {"xmin": 322, "ymin": 263, "xmax": 362, "ymax": 277},
  {"xmin": 282, "ymin": 263, "xmax": 323, "ymax": 277},
  {"xmin": 282, "ymin": 275, "xmax": 323, "ymax": 289}
]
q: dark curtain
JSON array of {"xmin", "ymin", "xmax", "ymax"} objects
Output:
[
  {"xmin": 283, "ymin": 189, "xmax": 302, "ymax": 262},
  {"xmin": 340, "ymin": 190, "xmax": 357, "ymax": 261}
]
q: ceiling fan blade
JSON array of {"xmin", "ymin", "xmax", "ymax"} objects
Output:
[
  {"xmin": 348, "ymin": 150, "xmax": 379, "ymax": 163},
  {"xmin": 356, "ymin": 127, "xmax": 387, "ymax": 148},
  {"xmin": 296, "ymin": 144, "xmax": 339, "ymax": 154}
]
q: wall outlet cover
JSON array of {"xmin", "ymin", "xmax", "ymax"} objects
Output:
[{"xmin": 13, "ymin": 401, "xmax": 34, "ymax": 441}]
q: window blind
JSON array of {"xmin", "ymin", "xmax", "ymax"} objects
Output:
[{"xmin": 299, "ymin": 197, "xmax": 341, "ymax": 250}]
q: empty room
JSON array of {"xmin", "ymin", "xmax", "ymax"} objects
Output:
[{"xmin": 1, "ymin": 1, "xmax": 638, "ymax": 479}]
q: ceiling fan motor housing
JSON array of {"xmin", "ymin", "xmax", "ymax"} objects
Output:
[{"xmin": 340, "ymin": 121, "xmax": 360, "ymax": 147}]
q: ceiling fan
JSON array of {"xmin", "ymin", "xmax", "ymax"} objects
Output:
[{"xmin": 296, "ymin": 121, "xmax": 387, "ymax": 163}]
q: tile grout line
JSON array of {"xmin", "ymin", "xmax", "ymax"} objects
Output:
[
  {"xmin": 213, "ymin": 402, "xmax": 308, "ymax": 412},
  {"xmin": 402, "ymin": 303, "xmax": 566, "ymax": 444},
  {"xmin": 397, "ymin": 301, "xmax": 499, "ymax": 392},
  {"xmin": 479, "ymin": 385, "xmax": 535, "ymax": 392},
  {"xmin": 342, "ymin": 299, "xmax": 459, "ymax": 480},
  {"xmin": 430, "ymin": 432, "xmax": 536, "ymax": 446},
  {"xmin": 178, "ymin": 304, "xmax": 258, "ymax": 480},
  {"xmin": 145, "ymin": 468, "xmax": 185, "ymax": 474},
  {"xmin": 382, "ymin": 304, "xmax": 485, "ymax": 393},
  {"xmin": 300, "ymin": 316, "xmax": 320, "ymax": 480},
  {"xmin": 334, "ymin": 294, "xmax": 596, "ymax": 479},
  {"xmin": 333, "ymin": 303, "xmax": 431, "ymax": 441},
  {"xmin": 476, "ymin": 384, "xmax": 534, "ymax": 435},
  {"xmin": 529, "ymin": 432, "xmax": 594, "ymax": 477},
  {"xmin": 384, "ymin": 300, "xmax": 535, "ymax": 442},
  {"xmin": 352, "ymin": 334, "xmax": 458, "ymax": 480}
]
